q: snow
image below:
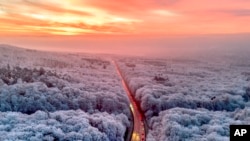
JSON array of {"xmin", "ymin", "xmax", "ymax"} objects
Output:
[
  {"xmin": 118, "ymin": 56, "xmax": 250, "ymax": 116},
  {"xmin": 0, "ymin": 81, "xmax": 129, "ymax": 115},
  {"xmin": 0, "ymin": 45, "xmax": 130, "ymax": 116},
  {"xmin": 0, "ymin": 45, "xmax": 131, "ymax": 140},
  {"xmin": 117, "ymin": 54, "xmax": 250, "ymax": 140},
  {"xmin": 147, "ymin": 107, "xmax": 250, "ymax": 141},
  {"xmin": 0, "ymin": 110, "xmax": 129, "ymax": 141},
  {"xmin": 1, "ymin": 44, "xmax": 250, "ymax": 140}
]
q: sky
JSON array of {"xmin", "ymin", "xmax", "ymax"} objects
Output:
[{"xmin": 0, "ymin": 0, "xmax": 250, "ymax": 56}]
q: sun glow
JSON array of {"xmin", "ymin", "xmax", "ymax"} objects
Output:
[
  {"xmin": 0, "ymin": 0, "xmax": 250, "ymax": 36},
  {"xmin": 151, "ymin": 9, "xmax": 178, "ymax": 17},
  {"xmin": 0, "ymin": 0, "xmax": 140, "ymax": 35}
]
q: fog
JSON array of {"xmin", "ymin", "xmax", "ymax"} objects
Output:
[
  {"xmin": 1, "ymin": 34, "xmax": 250, "ymax": 58},
  {"xmin": 0, "ymin": 34, "xmax": 249, "ymax": 140}
]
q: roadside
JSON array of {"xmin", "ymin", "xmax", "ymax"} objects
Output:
[{"xmin": 113, "ymin": 60, "xmax": 146, "ymax": 141}]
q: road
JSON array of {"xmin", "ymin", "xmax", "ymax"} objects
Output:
[{"xmin": 113, "ymin": 61, "xmax": 146, "ymax": 141}]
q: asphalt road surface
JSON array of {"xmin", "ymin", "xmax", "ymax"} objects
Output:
[{"xmin": 113, "ymin": 61, "xmax": 146, "ymax": 141}]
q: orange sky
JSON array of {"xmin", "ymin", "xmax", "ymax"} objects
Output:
[
  {"xmin": 0, "ymin": 0, "xmax": 250, "ymax": 57},
  {"xmin": 1, "ymin": 0, "xmax": 250, "ymax": 36}
]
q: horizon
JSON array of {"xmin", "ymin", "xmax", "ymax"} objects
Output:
[
  {"xmin": 0, "ymin": 1, "xmax": 250, "ymax": 140},
  {"xmin": 0, "ymin": 0, "xmax": 250, "ymax": 56},
  {"xmin": 1, "ymin": 33, "xmax": 250, "ymax": 58}
]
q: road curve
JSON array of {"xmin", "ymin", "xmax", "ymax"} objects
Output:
[{"xmin": 112, "ymin": 60, "xmax": 146, "ymax": 141}]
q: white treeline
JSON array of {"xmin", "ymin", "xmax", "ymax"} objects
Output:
[
  {"xmin": 0, "ymin": 45, "xmax": 131, "ymax": 140},
  {"xmin": 147, "ymin": 107, "xmax": 250, "ymax": 141},
  {"xmin": 0, "ymin": 110, "xmax": 129, "ymax": 141},
  {"xmin": 117, "ymin": 55, "xmax": 250, "ymax": 140}
]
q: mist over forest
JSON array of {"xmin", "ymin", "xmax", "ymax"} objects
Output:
[{"xmin": 1, "ymin": 34, "xmax": 250, "ymax": 58}]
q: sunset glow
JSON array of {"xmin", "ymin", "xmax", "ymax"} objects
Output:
[
  {"xmin": 1, "ymin": 1, "xmax": 250, "ymax": 140},
  {"xmin": 1, "ymin": 0, "xmax": 250, "ymax": 36}
]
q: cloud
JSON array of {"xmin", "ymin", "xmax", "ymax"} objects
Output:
[
  {"xmin": 225, "ymin": 9, "xmax": 250, "ymax": 16},
  {"xmin": 23, "ymin": 0, "xmax": 93, "ymax": 16},
  {"xmin": 151, "ymin": 9, "xmax": 178, "ymax": 16},
  {"xmin": 0, "ymin": 0, "xmax": 141, "ymax": 35},
  {"xmin": 1, "ymin": 0, "xmax": 250, "ymax": 35}
]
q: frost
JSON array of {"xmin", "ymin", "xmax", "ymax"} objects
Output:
[
  {"xmin": 0, "ymin": 45, "xmax": 132, "ymax": 140},
  {"xmin": 118, "ymin": 57, "xmax": 250, "ymax": 118},
  {"xmin": 0, "ymin": 45, "xmax": 130, "ymax": 117},
  {"xmin": 147, "ymin": 108, "xmax": 250, "ymax": 141},
  {"xmin": 0, "ymin": 110, "xmax": 129, "ymax": 141},
  {"xmin": 117, "ymin": 56, "xmax": 250, "ymax": 140}
]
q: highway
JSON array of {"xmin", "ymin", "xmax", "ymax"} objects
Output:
[{"xmin": 113, "ymin": 61, "xmax": 146, "ymax": 141}]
